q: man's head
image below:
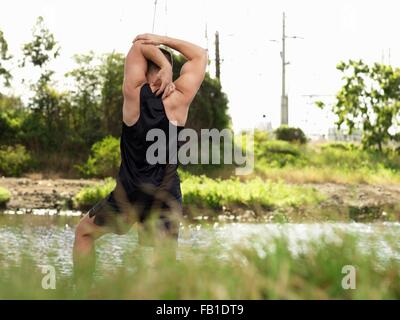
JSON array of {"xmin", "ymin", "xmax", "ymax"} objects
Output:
[{"xmin": 146, "ymin": 48, "xmax": 173, "ymax": 84}]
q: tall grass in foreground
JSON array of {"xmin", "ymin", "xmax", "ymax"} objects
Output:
[{"xmin": 0, "ymin": 233, "xmax": 399, "ymax": 299}]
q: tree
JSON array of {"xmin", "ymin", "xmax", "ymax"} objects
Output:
[
  {"xmin": 0, "ymin": 94, "xmax": 25, "ymax": 145},
  {"xmin": 21, "ymin": 16, "xmax": 60, "ymax": 69},
  {"xmin": 21, "ymin": 16, "xmax": 62, "ymax": 151},
  {"xmin": 172, "ymin": 54, "xmax": 230, "ymax": 132},
  {"xmin": 100, "ymin": 52, "xmax": 124, "ymax": 136},
  {"xmin": 66, "ymin": 52, "xmax": 103, "ymax": 147},
  {"xmin": 316, "ymin": 60, "xmax": 400, "ymax": 151},
  {"xmin": 66, "ymin": 52, "xmax": 124, "ymax": 145},
  {"xmin": 0, "ymin": 30, "xmax": 12, "ymax": 89}
]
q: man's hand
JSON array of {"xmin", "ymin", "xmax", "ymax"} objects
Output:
[
  {"xmin": 154, "ymin": 66, "xmax": 175, "ymax": 99},
  {"xmin": 134, "ymin": 36, "xmax": 174, "ymax": 99},
  {"xmin": 133, "ymin": 33, "xmax": 166, "ymax": 46}
]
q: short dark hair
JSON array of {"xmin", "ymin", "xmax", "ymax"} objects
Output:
[{"xmin": 147, "ymin": 48, "xmax": 173, "ymax": 72}]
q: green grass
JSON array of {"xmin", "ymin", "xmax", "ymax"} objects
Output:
[
  {"xmin": 181, "ymin": 175, "xmax": 324, "ymax": 210},
  {"xmin": 0, "ymin": 187, "xmax": 11, "ymax": 206},
  {"xmin": 253, "ymin": 139, "xmax": 400, "ymax": 184},
  {"xmin": 73, "ymin": 177, "xmax": 115, "ymax": 209},
  {"xmin": 0, "ymin": 233, "xmax": 399, "ymax": 299},
  {"xmin": 72, "ymin": 174, "xmax": 325, "ymax": 213}
]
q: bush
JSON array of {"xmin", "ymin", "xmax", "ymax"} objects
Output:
[
  {"xmin": 255, "ymin": 140, "xmax": 307, "ymax": 168},
  {"xmin": 0, "ymin": 145, "xmax": 32, "ymax": 176},
  {"xmin": 73, "ymin": 173, "xmax": 324, "ymax": 211},
  {"xmin": 0, "ymin": 187, "xmax": 11, "ymax": 207},
  {"xmin": 73, "ymin": 177, "xmax": 115, "ymax": 209},
  {"xmin": 77, "ymin": 136, "xmax": 120, "ymax": 178},
  {"xmin": 0, "ymin": 95, "xmax": 25, "ymax": 145},
  {"xmin": 182, "ymin": 175, "xmax": 323, "ymax": 210},
  {"xmin": 274, "ymin": 125, "xmax": 307, "ymax": 144},
  {"xmin": 320, "ymin": 142, "xmax": 356, "ymax": 151}
]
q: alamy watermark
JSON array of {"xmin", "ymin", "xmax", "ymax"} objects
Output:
[
  {"xmin": 341, "ymin": 265, "xmax": 356, "ymax": 290},
  {"xmin": 39, "ymin": 264, "xmax": 56, "ymax": 290},
  {"xmin": 146, "ymin": 124, "xmax": 254, "ymax": 175}
]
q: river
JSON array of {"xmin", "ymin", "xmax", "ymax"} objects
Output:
[{"xmin": 1, "ymin": 210, "xmax": 399, "ymax": 277}]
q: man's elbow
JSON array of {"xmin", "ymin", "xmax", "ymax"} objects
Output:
[
  {"xmin": 198, "ymin": 48, "xmax": 208, "ymax": 63},
  {"xmin": 197, "ymin": 49, "xmax": 208, "ymax": 72}
]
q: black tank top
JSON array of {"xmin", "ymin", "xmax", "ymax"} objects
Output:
[{"xmin": 118, "ymin": 83, "xmax": 184, "ymax": 207}]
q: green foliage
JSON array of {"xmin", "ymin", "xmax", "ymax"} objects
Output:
[
  {"xmin": 255, "ymin": 139, "xmax": 307, "ymax": 168},
  {"xmin": 274, "ymin": 125, "xmax": 307, "ymax": 144},
  {"xmin": 0, "ymin": 94, "xmax": 26, "ymax": 144},
  {"xmin": 0, "ymin": 145, "xmax": 31, "ymax": 176},
  {"xmin": 0, "ymin": 29, "xmax": 12, "ymax": 88},
  {"xmin": 24, "ymin": 88, "xmax": 71, "ymax": 152},
  {"xmin": 65, "ymin": 52, "xmax": 104, "ymax": 148},
  {"xmin": 73, "ymin": 177, "xmax": 115, "ymax": 209},
  {"xmin": 20, "ymin": 16, "xmax": 66, "ymax": 154},
  {"xmin": 0, "ymin": 233, "xmax": 399, "ymax": 299},
  {"xmin": 317, "ymin": 60, "xmax": 400, "ymax": 151},
  {"xmin": 173, "ymin": 55, "xmax": 231, "ymax": 132},
  {"xmin": 312, "ymin": 143, "xmax": 400, "ymax": 171},
  {"xmin": 182, "ymin": 175, "xmax": 323, "ymax": 210},
  {"xmin": 73, "ymin": 173, "xmax": 324, "ymax": 211},
  {"xmin": 252, "ymin": 134, "xmax": 400, "ymax": 184},
  {"xmin": 77, "ymin": 136, "xmax": 120, "ymax": 178},
  {"xmin": 21, "ymin": 16, "xmax": 60, "ymax": 68},
  {"xmin": 253, "ymin": 129, "xmax": 271, "ymax": 144},
  {"xmin": 100, "ymin": 52, "xmax": 125, "ymax": 136},
  {"xmin": 0, "ymin": 187, "xmax": 11, "ymax": 206}
]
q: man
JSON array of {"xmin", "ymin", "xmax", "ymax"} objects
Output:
[{"xmin": 73, "ymin": 34, "xmax": 207, "ymax": 281}]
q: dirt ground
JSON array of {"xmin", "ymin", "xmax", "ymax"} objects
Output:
[
  {"xmin": 0, "ymin": 176, "xmax": 100, "ymax": 210},
  {"xmin": 1, "ymin": 175, "xmax": 400, "ymax": 216}
]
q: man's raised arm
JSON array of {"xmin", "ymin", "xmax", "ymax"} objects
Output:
[
  {"xmin": 122, "ymin": 40, "xmax": 173, "ymax": 125},
  {"xmin": 134, "ymin": 34, "xmax": 208, "ymax": 107}
]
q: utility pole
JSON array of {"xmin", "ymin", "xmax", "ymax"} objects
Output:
[
  {"xmin": 281, "ymin": 12, "xmax": 288, "ymax": 126},
  {"xmin": 215, "ymin": 31, "xmax": 221, "ymax": 79},
  {"xmin": 274, "ymin": 12, "xmax": 303, "ymax": 126},
  {"xmin": 152, "ymin": 0, "xmax": 158, "ymax": 33}
]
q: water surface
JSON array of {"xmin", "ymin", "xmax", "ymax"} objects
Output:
[{"xmin": 0, "ymin": 212, "xmax": 399, "ymax": 276}]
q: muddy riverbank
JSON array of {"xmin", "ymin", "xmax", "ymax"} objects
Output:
[{"xmin": 1, "ymin": 176, "xmax": 399, "ymax": 221}]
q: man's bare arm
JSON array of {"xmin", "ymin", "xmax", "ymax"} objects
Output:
[
  {"xmin": 122, "ymin": 41, "xmax": 173, "ymax": 125},
  {"xmin": 134, "ymin": 34, "xmax": 208, "ymax": 107},
  {"xmin": 163, "ymin": 36, "xmax": 207, "ymax": 103}
]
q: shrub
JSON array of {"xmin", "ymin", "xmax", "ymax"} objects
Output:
[
  {"xmin": 320, "ymin": 142, "xmax": 356, "ymax": 151},
  {"xmin": 0, "ymin": 95, "xmax": 25, "ymax": 145},
  {"xmin": 0, "ymin": 144, "xmax": 32, "ymax": 176},
  {"xmin": 77, "ymin": 136, "xmax": 120, "ymax": 178},
  {"xmin": 181, "ymin": 175, "xmax": 324, "ymax": 210},
  {"xmin": 0, "ymin": 187, "xmax": 11, "ymax": 207},
  {"xmin": 274, "ymin": 125, "xmax": 307, "ymax": 144},
  {"xmin": 73, "ymin": 173, "xmax": 324, "ymax": 211},
  {"xmin": 255, "ymin": 140, "xmax": 307, "ymax": 168},
  {"xmin": 73, "ymin": 178, "xmax": 115, "ymax": 209}
]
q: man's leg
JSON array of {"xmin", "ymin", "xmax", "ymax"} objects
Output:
[{"xmin": 73, "ymin": 213, "xmax": 109, "ymax": 288}]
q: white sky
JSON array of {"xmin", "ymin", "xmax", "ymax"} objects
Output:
[{"xmin": 1, "ymin": 0, "xmax": 399, "ymax": 134}]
